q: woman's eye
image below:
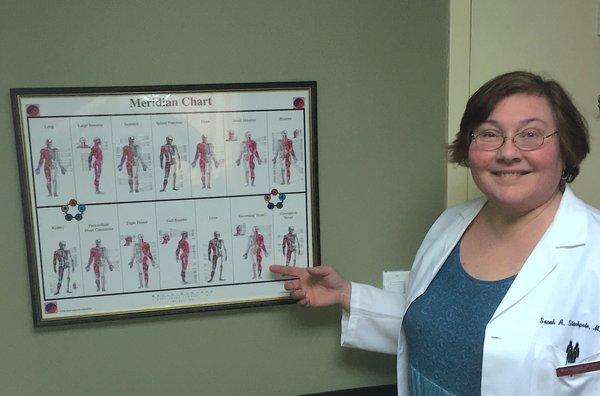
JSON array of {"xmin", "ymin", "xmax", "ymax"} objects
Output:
[
  {"xmin": 479, "ymin": 131, "xmax": 499, "ymax": 139},
  {"xmin": 521, "ymin": 129, "xmax": 541, "ymax": 139}
]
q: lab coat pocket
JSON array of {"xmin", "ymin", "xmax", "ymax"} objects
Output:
[{"xmin": 530, "ymin": 343, "xmax": 600, "ymax": 395}]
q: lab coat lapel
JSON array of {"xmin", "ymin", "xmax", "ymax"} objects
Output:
[
  {"xmin": 409, "ymin": 198, "xmax": 485, "ymax": 302},
  {"xmin": 490, "ymin": 187, "xmax": 588, "ymax": 322}
]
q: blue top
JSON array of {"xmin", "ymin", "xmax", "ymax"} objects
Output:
[{"xmin": 403, "ymin": 242, "xmax": 516, "ymax": 395}]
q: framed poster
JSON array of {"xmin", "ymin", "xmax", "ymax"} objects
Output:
[{"xmin": 10, "ymin": 81, "xmax": 319, "ymax": 326}]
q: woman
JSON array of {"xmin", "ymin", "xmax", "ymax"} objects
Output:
[{"xmin": 271, "ymin": 71, "xmax": 600, "ymax": 395}]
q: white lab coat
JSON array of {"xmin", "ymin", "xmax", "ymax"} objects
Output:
[{"xmin": 341, "ymin": 187, "xmax": 600, "ymax": 395}]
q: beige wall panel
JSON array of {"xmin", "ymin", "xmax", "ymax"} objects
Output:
[{"xmin": 468, "ymin": 0, "xmax": 600, "ymax": 205}]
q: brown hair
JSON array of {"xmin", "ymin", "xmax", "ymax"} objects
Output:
[{"xmin": 448, "ymin": 71, "xmax": 589, "ymax": 183}]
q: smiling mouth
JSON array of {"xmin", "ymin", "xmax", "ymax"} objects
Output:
[{"xmin": 491, "ymin": 170, "xmax": 532, "ymax": 176}]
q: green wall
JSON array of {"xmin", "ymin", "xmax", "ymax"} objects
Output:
[{"xmin": 0, "ymin": 1, "xmax": 448, "ymax": 394}]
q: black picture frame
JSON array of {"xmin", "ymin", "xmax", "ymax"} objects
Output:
[{"xmin": 11, "ymin": 81, "xmax": 319, "ymax": 326}]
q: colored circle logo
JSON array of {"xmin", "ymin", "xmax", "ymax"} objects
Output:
[
  {"xmin": 62, "ymin": 198, "xmax": 86, "ymax": 221},
  {"xmin": 264, "ymin": 189, "xmax": 286, "ymax": 209}
]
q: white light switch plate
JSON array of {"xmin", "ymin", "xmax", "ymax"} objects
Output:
[{"xmin": 383, "ymin": 271, "xmax": 410, "ymax": 293}]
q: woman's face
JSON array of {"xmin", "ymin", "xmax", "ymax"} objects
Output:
[{"xmin": 468, "ymin": 94, "xmax": 564, "ymax": 213}]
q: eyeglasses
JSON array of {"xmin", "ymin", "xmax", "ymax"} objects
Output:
[{"xmin": 470, "ymin": 129, "xmax": 558, "ymax": 151}]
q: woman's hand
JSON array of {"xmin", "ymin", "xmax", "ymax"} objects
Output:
[{"xmin": 270, "ymin": 265, "xmax": 352, "ymax": 311}]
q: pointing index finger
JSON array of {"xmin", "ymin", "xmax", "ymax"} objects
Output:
[{"xmin": 270, "ymin": 265, "xmax": 305, "ymax": 277}]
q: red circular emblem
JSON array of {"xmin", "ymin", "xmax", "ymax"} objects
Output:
[
  {"xmin": 26, "ymin": 105, "xmax": 40, "ymax": 117},
  {"xmin": 293, "ymin": 97, "xmax": 305, "ymax": 109},
  {"xmin": 44, "ymin": 302, "xmax": 58, "ymax": 314}
]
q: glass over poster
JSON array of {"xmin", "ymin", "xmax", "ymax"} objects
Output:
[{"xmin": 10, "ymin": 82, "xmax": 319, "ymax": 326}]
